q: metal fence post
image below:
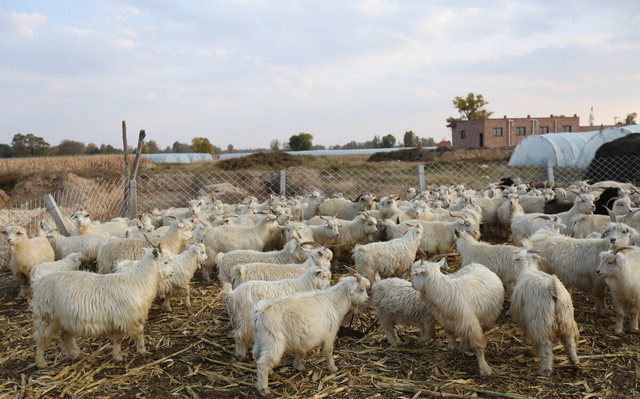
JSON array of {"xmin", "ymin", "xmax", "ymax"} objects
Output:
[
  {"xmin": 546, "ymin": 160, "xmax": 555, "ymax": 187},
  {"xmin": 43, "ymin": 194, "xmax": 70, "ymax": 236},
  {"xmin": 280, "ymin": 170, "xmax": 287, "ymax": 196},
  {"xmin": 129, "ymin": 179, "xmax": 137, "ymax": 218},
  {"xmin": 418, "ymin": 165, "xmax": 425, "ymax": 191}
]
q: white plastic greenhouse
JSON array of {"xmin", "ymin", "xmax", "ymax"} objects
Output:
[
  {"xmin": 508, "ymin": 125, "xmax": 640, "ymax": 168},
  {"xmin": 142, "ymin": 153, "xmax": 214, "ymax": 163}
]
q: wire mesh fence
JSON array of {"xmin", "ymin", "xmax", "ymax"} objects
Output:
[
  {"xmin": 2, "ymin": 156, "xmax": 639, "ymax": 294},
  {"xmin": 0, "ymin": 178, "xmax": 126, "ymax": 295}
]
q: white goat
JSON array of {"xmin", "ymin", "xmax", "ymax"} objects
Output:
[
  {"xmin": 29, "ymin": 253, "xmax": 83, "ymax": 288},
  {"xmin": 159, "ymin": 243, "xmax": 208, "ymax": 311},
  {"xmin": 372, "ymin": 277, "xmax": 436, "ymax": 346},
  {"xmin": 316, "ymin": 194, "xmax": 376, "ymax": 220},
  {"xmin": 251, "ymin": 273, "xmax": 370, "ymax": 396},
  {"xmin": 231, "ymin": 247, "xmax": 333, "ymax": 287},
  {"xmin": 45, "ymin": 229, "xmax": 110, "ymax": 266},
  {"xmin": 529, "ymin": 222, "xmax": 631, "ymax": 314},
  {"xmin": 596, "ymin": 246, "xmax": 640, "ymax": 333},
  {"xmin": 510, "ymin": 248, "xmax": 580, "ymax": 376},
  {"xmin": 353, "ymin": 224, "xmax": 423, "ymax": 284},
  {"xmin": 329, "ymin": 212, "xmax": 378, "ymax": 267},
  {"xmin": 384, "ymin": 218, "xmax": 479, "ymax": 257},
  {"xmin": 2, "ymin": 226, "xmax": 55, "ymax": 297},
  {"xmin": 411, "ymin": 258, "xmax": 504, "ymax": 376},
  {"xmin": 201, "ymin": 214, "xmax": 279, "ymax": 282},
  {"xmin": 96, "ymin": 218, "xmax": 192, "ymax": 274},
  {"xmin": 222, "ymin": 266, "xmax": 332, "ymax": 360},
  {"xmin": 72, "ymin": 210, "xmax": 128, "ymax": 237},
  {"xmin": 454, "ymin": 229, "xmax": 521, "ymax": 295},
  {"xmin": 216, "ymin": 238, "xmax": 312, "ymax": 284},
  {"xmin": 31, "ymin": 246, "xmax": 172, "ymax": 368}
]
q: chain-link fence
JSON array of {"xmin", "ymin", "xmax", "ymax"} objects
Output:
[{"xmin": 3, "ymin": 156, "xmax": 639, "ymax": 294}]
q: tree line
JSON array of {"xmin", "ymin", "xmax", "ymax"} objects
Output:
[
  {"xmin": 0, "ymin": 131, "xmax": 437, "ymax": 159},
  {"xmin": 0, "ymin": 134, "xmax": 236, "ymax": 158}
]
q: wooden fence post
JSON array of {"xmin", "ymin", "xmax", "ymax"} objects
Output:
[{"xmin": 43, "ymin": 194, "xmax": 70, "ymax": 236}]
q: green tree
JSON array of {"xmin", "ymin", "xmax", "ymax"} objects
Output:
[
  {"xmin": 85, "ymin": 143, "xmax": 100, "ymax": 155},
  {"xmin": 227, "ymin": 144, "xmax": 234, "ymax": 153},
  {"xmin": 372, "ymin": 135, "xmax": 381, "ymax": 148},
  {"xmin": 623, "ymin": 112, "xmax": 637, "ymax": 125},
  {"xmin": 141, "ymin": 140, "xmax": 161, "ymax": 154},
  {"xmin": 381, "ymin": 134, "xmax": 396, "ymax": 148},
  {"xmin": 191, "ymin": 137, "xmax": 214, "ymax": 154},
  {"xmin": 447, "ymin": 93, "xmax": 494, "ymax": 123},
  {"xmin": 289, "ymin": 133, "xmax": 314, "ymax": 151},
  {"xmin": 55, "ymin": 140, "xmax": 86, "ymax": 156},
  {"xmin": 99, "ymin": 144, "xmax": 123, "ymax": 154},
  {"xmin": 11, "ymin": 133, "xmax": 50, "ymax": 157},
  {"xmin": 0, "ymin": 144, "xmax": 12, "ymax": 158},
  {"xmin": 403, "ymin": 131, "xmax": 415, "ymax": 147}
]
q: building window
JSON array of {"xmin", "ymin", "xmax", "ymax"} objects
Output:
[
  {"xmin": 461, "ymin": 130, "xmax": 466, "ymax": 139},
  {"xmin": 540, "ymin": 126, "xmax": 549, "ymax": 134},
  {"xmin": 516, "ymin": 127, "xmax": 526, "ymax": 136},
  {"xmin": 493, "ymin": 127, "xmax": 503, "ymax": 136},
  {"xmin": 563, "ymin": 126, "xmax": 572, "ymax": 132}
]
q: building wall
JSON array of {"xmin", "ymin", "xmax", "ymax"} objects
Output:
[{"xmin": 451, "ymin": 115, "xmax": 580, "ymax": 148}]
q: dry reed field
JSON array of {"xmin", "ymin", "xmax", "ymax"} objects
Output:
[
  {"xmin": 0, "ymin": 155, "xmax": 154, "ymax": 176},
  {"xmin": 1, "ymin": 247, "xmax": 639, "ymax": 399}
]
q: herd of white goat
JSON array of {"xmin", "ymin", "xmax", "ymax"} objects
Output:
[{"xmin": 4, "ymin": 178, "xmax": 640, "ymax": 396}]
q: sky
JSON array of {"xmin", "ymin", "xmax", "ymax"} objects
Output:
[{"xmin": 1, "ymin": 0, "xmax": 639, "ymax": 151}]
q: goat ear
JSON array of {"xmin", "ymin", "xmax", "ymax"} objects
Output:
[{"xmin": 616, "ymin": 255, "xmax": 627, "ymax": 268}]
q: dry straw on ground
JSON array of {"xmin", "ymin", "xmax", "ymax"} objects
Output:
[{"xmin": 1, "ymin": 251, "xmax": 639, "ymax": 398}]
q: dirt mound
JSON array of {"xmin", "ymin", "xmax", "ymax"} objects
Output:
[
  {"xmin": 585, "ymin": 134, "xmax": 640, "ymax": 183},
  {"xmin": 367, "ymin": 147, "xmax": 514, "ymax": 163},
  {"xmin": 9, "ymin": 173, "xmax": 95, "ymax": 205},
  {"xmin": 217, "ymin": 152, "xmax": 303, "ymax": 170}
]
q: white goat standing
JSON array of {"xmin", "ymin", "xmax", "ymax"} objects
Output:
[
  {"xmin": 251, "ymin": 271, "xmax": 370, "ymax": 396},
  {"xmin": 31, "ymin": 246, "xmax": 172, "ymax": 368},
  {"xmin": 3, "ymin": 226, "xmax": 55, "ymax": 297},
  {"xmin": 510, "ymin": 248, "xmax": 580, "ymax": 376},
  {"xmin": 222, "ymin": 266, "xmax": 332, "ymax": 360},
  {"xmin": 411, "ymin": 257, "xmax": 504, "ymax": 376},
  {"xmin": 596, "ymin": 246, "xmax": 640, "ymax": 333},
  {"xmin": 353, "ymin": 223, "xmax": 423, "ymax": 284}
]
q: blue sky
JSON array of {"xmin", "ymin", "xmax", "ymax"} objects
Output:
[{"xmin": 1, "ymin": 0, "xmax": 639, "ymax": 150}]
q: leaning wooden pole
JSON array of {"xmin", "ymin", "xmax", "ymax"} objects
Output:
[{"xmin": 120, "ymin": 121, "xmax": 130, "ymax": 217}]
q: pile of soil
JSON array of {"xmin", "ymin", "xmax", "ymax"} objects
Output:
[
  {"xmin": 585, "ymin": 134, "xmax": 640, "ymax": 183},
  {"xmin": 217, "ymin": 152, "xmax": 303, "ymax": 170},
  {"xmin": 367, "ymin": 147, "xmax": 514, "ymax": 163},
  {"xmin": 9, "ymin": 173, "xmax": 95, "ymax": 206}
]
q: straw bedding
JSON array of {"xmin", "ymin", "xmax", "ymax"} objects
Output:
[{"xmin": 1, "ymin": 248, "xmax": 640, "ymax": 398}]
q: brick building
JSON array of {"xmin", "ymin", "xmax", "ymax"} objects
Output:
[{"xmin": 449, "ymin": 115, "xmax": 581, "ymax": 148}]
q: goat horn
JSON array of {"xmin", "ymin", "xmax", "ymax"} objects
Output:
[
  {"xmin": 417, "ymin": 248, "xmax": 427, "ymax": 260},
  {"xmin": 535, "ymin": 215, "xmax": 551, "ymax": 220},
  {"xmin": 612, "ymin": 246, "xmax": 635, "ymax": 255},
  {"xmin": 143, "ymin": 233, "xmax": 158, "ymax": 248},
  {"xmin": 344, "ymin": 266, "xmax": 362, "ymax": 283},
  {"xmin": 527, "ymin": 249, "xmax": 544, "ymax": 254},
  {"xmin": 428, "ymin": 252, "xmax": 458, "ymax": 262},
  {"xmin": 604, "ymin": 205, "xmax": 617, "ymax": 223},
  {"xmin": 300, "ymin": 241, "xmax": 322, "ymax": 248},
  {"xmin": 622, "ymin": 208, "xmax": 640, "ymax": 224},
  {"xmin": 607, "ymin": 197, "xmax": 622, "ymax": 207}
]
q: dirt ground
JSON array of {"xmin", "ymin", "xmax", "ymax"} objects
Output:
[{"xmin": 2, "ymin": 239, "xmax": 639, "ymax": 399}]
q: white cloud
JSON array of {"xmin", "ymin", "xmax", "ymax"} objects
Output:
[
  {"xmin": 4, "ymin": 10, "xmax": 48, "ymax": 38},
  {"xmin": 352, "ymin": 0, "xmax": 399, "ymax": 16}
]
